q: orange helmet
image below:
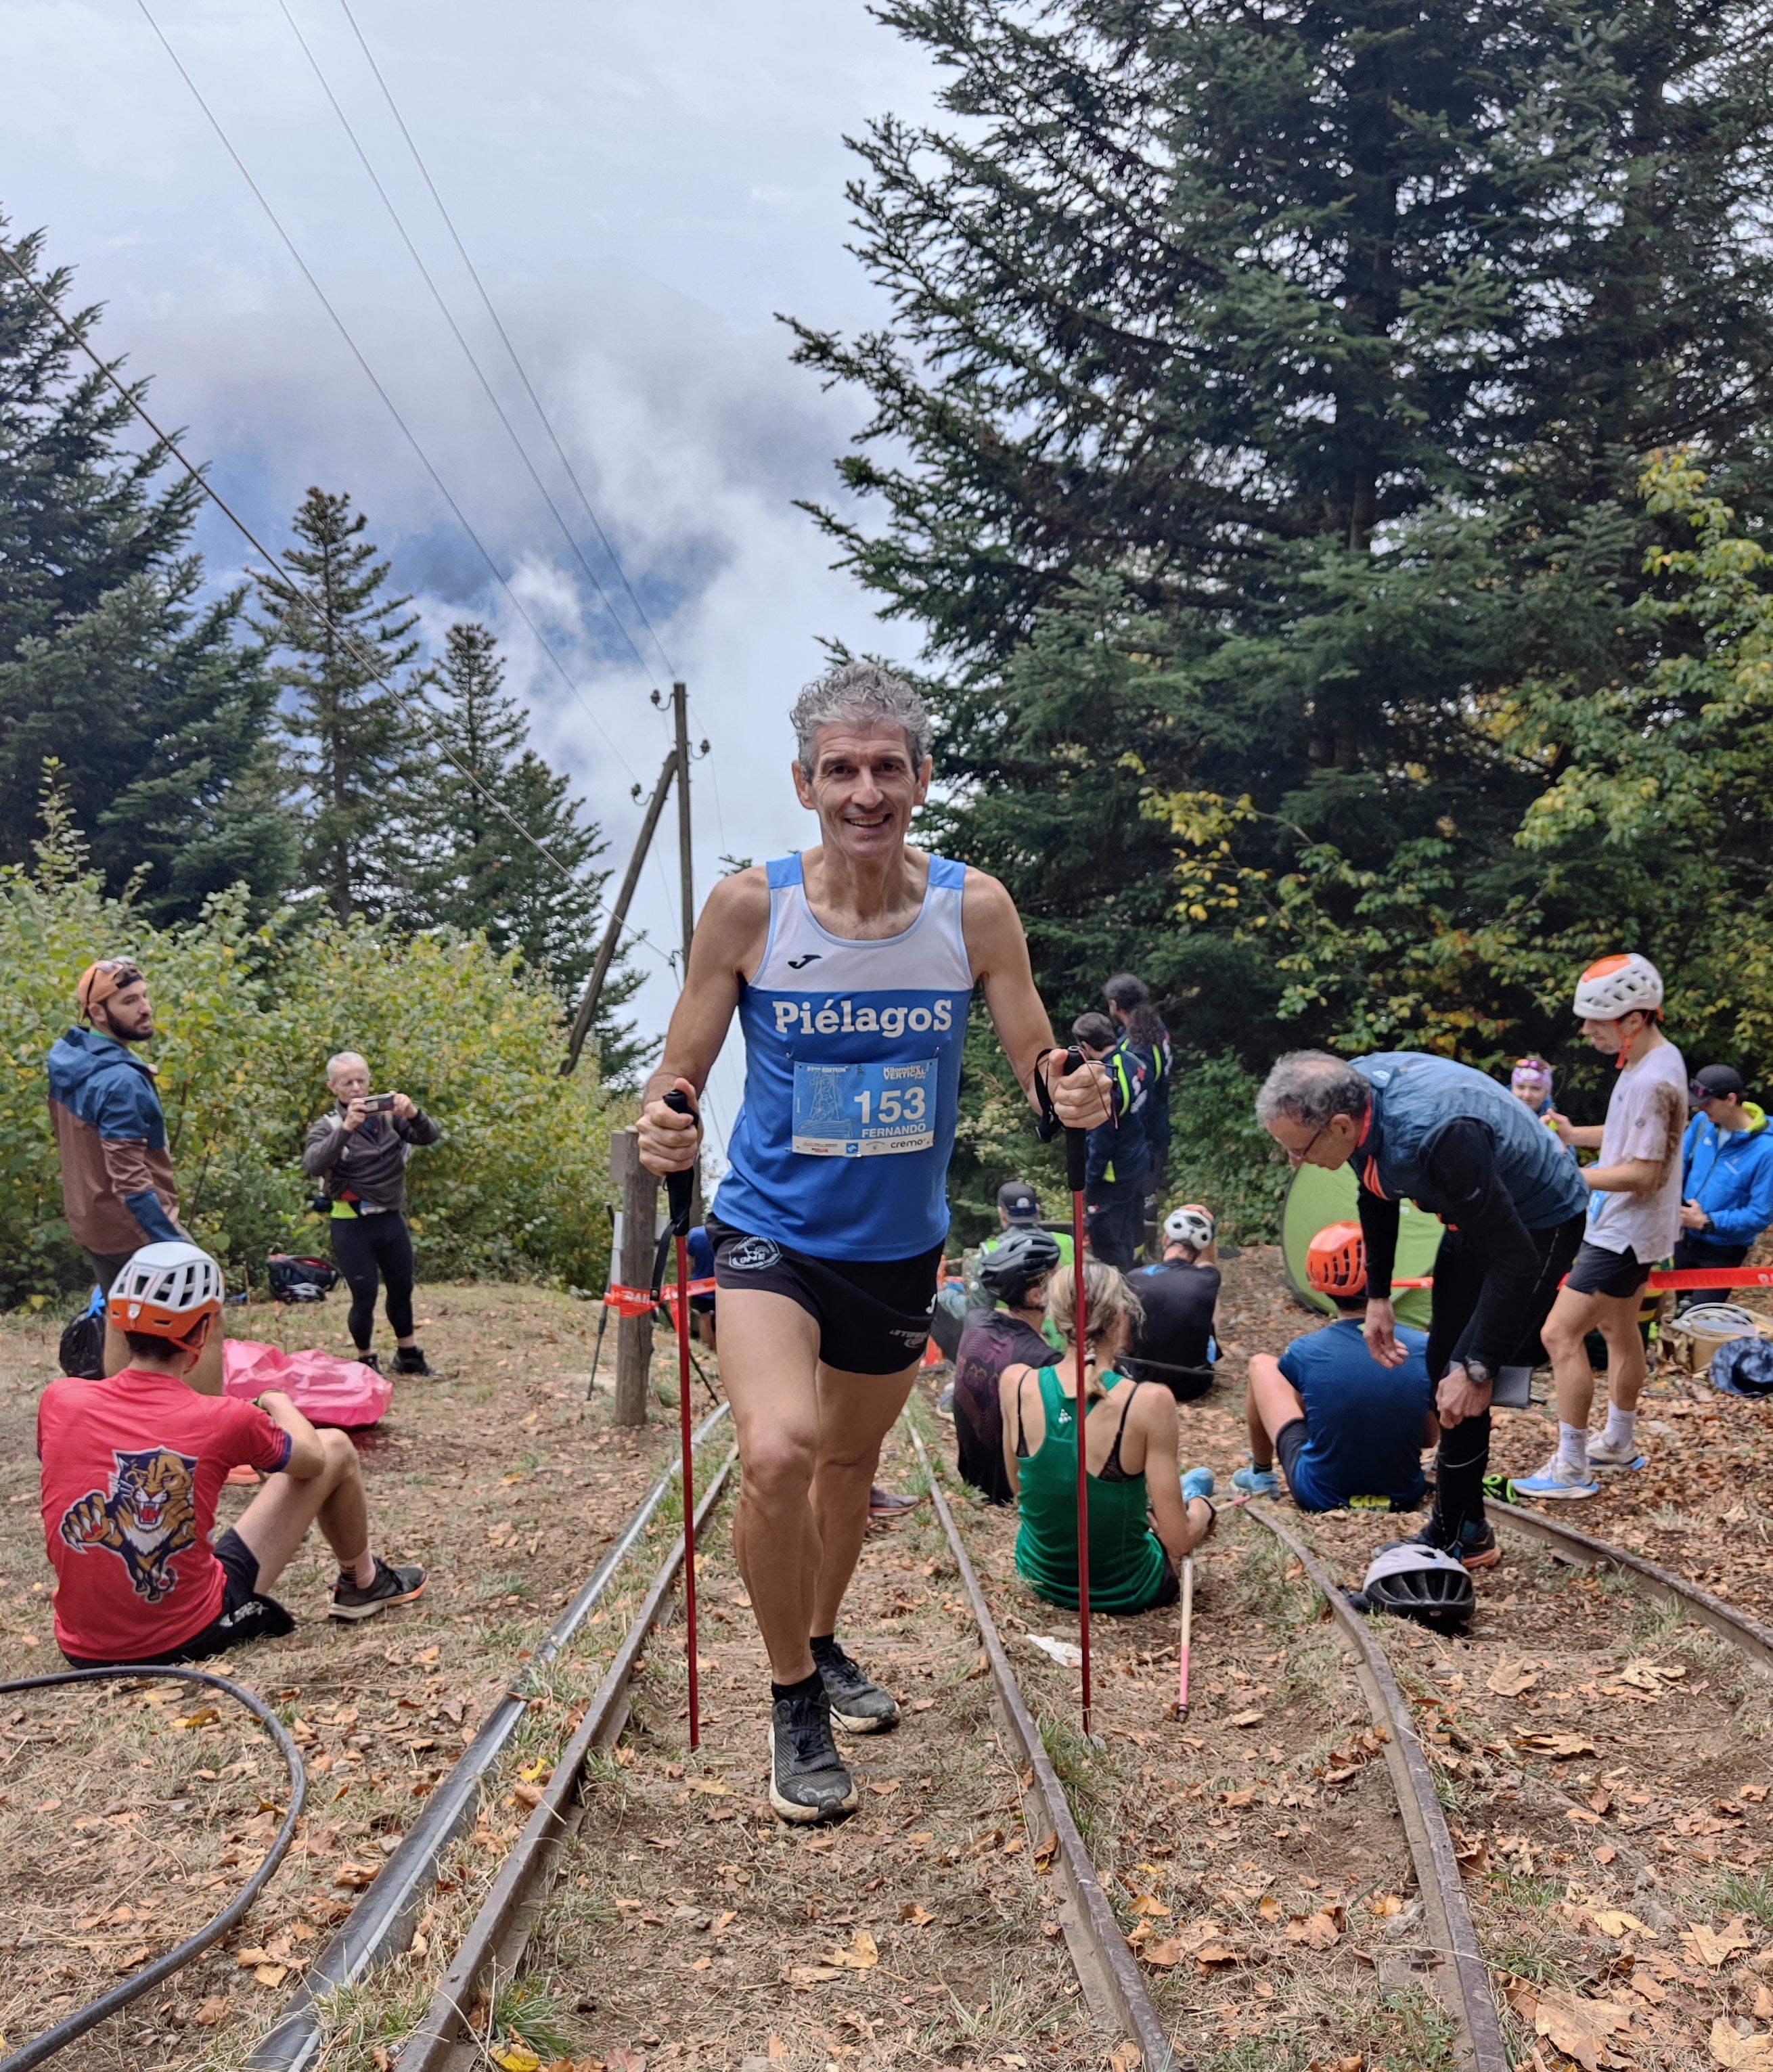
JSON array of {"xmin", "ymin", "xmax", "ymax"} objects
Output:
[
  {"xmin": 1306, "ymin": 1221, "xmax": 1366, "ymax": 1298},
  {"xmin": 108, "ymin": 1242, "xmax": 224, "ymax": 1351}
]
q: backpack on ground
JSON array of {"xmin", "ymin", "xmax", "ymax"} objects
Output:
[
  {"xmin": 267, "ymin": 1253, "xmax": 340, "ymax": 1304},
  {"xmin": 58, "ymin": 1285, "xmax": 108, "ymax": 1379}
]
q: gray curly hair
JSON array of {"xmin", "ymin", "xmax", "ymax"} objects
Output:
[
  {"xmin": 790, "ymin": 660, "xmax": 932, "ymax": 774},
  {"xmin": 1254, "ymin": 1050, "xmax": 1372, "ymax": 1131}
]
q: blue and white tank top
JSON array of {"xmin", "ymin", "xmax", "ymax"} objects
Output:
[{"xmin": 712, "ymin": 852, "xmax": 973, "ymax": 1261}]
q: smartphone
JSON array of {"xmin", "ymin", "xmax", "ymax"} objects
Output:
[
  {"xmin": 361, "ymin": 1093, "xmax": 397, "ymax": 1114},
  {"xmin": 1491, "ymin": 1364, "xmax": 1533, "ymax": 1410}
]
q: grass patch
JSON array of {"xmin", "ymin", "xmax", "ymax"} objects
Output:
[
  {"xmin": 1714, "ymin": 1869, "xmax": 1773, "ymax": 1927},
  {"xmin": 490, "ymin": 1978, "xmax": 580, "ymax": 2060}
]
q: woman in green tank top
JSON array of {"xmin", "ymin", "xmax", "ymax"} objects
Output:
[{"xmin": 999, "ymin": 1260, "xmax": 1216, "ymax": 1615}]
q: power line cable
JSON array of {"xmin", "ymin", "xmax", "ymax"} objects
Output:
[
  {"xmin": 276, "ymin": 0, "xmax": 667, "ymax": 700},
  {"xmin": 0, "ymin": 235, "xmax": 675, "ymax": 988},
  {"xmin": 134, "ymin": 0, "xmax": 646, "ymax": 786},
  {"xmin": 336, "ymin": 0, "xmax": 680, "ymax": 686}
]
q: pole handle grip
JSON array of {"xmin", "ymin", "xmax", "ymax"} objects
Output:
[
  {"xmin": 1060, "ymin": 1047, "xmax": 1088, "ymax": 1194},
  {"xmin": 661, "ymin": 1087, "xmax": 698, "ymax": 1235}
]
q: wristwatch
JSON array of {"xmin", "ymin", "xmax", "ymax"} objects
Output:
[{"xmin": 1463, "ymin": 1359, "xmax": 1494, "ymax": 1390}]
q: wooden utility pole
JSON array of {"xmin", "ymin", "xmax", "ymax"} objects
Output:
[
  {"xmin": 609, "ymin": 1127, "xmax": 658, "ymax": 1426},
  {"xmin": 673, "ymin": 680, "xmax": 694, "ymax": 972},
  {"xmin": 561, "ymin": 746, "xmax": 677, "ymax": 1076}
]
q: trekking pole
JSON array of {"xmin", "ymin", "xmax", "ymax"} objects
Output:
[
  {"xmin": 1175, "ymin": 1558, "xmax": 1195, "ymax": 1723},
  {"xmin": 1060, "ymin": 1045, "xmax": 1094, "ymax": 1738},
  {"xmin": 651, "ymin": 1087, "xmax": 702, "ymax": 1750}
]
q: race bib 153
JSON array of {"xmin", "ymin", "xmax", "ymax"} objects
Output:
[{"xmin": 792, "ymin": 1058, "xmax": 935, "ymax": 1156}]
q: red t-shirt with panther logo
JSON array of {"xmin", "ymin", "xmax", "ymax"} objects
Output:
[{"xmin": 38, "ymin": 1369, "xmax": 292, "ymax": 1664}]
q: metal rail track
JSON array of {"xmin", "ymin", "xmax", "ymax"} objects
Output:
[
  {"xmin": 1489, "ymin": 1496, "xmax": 1773, "ymax": 1675},
  {"xmin": 246, "ymin": 1403, "xmax": 730, "ymax": 2072},
  {"xmin": 397, "ymin": 1447, "xmax": 738, "ymax": 2071},
  {"xmin": 1245, "ymin": 1500, "xmax": 1509, "ymax": 2072},
  {"xmin": 905, "ymin": 1423, "xmax": 1178, "ymax": 2070}
]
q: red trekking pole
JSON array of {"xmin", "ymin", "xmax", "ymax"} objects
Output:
[
  {"xmin": 655, "ymin": 1087, "xmax": 701, "ymax": 1750},
  {"xmin": 1059, "ymin": 1045, "xmax": 1094, "ymax": 1738}
]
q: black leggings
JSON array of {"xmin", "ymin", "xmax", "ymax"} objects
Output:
[
  {"xmin": 330, "ymin": 1213, "xmax": 416, "ymax": 1349},
  {"xmin": 1424, "ymin": 1211, "xmax": 1585, "ymax": 1539}
]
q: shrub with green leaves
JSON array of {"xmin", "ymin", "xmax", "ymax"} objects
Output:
[{"xmin": 0, "ymin": 779, "xmax": 628, "ymax": 1304}]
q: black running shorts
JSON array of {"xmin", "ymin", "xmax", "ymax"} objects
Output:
[
  {"xmin": 1565, "ymin": 1241, "xmax": 1652, "ymax": 1301},
  {"xmin": 62, "ymin": 1529, "xmax": 296, "ymax": 1669},
  {"xmin": 706, "ymin": 1218, "xmax": 942, "ymax": 1376}
]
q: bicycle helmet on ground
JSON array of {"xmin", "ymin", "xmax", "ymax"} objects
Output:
[
  {"xmin": 108, "ymin": 1241, "xmax": 224, "ymax": 1351},
  {"xmin": 1163, "ymin": 1204, "xmax": 1215, "ymax": 1252},
  {"xmin": 1346, "ymin": 1541, "xmax": 1475, "ymax": 1634},
  {"xmin": 1573, "ymin": 953, "xmax": 1663, "ymax": 1020},
  {"xmin": 978, "ymin": 1225, "xmax": 1062, "ymax": 1306},
  {"xmin": 1306, "ymin": 1221, "xmax": 1366, "ymax": 1299}
]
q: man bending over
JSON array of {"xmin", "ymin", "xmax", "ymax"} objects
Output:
[{"xmin": 637, "ymin": 662, "xmax": 1108, "ymax": 1822}]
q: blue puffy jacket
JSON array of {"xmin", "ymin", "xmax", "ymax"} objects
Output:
[
  {"xmin": 1682, "ymin": 1104, "xmax": 1773, "ymax": 1246},
  {"xmin": 46, "ymin": 1026, "xmax": 182, "ymax": 1256}
]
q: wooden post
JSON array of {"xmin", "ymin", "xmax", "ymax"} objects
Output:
[
  {"xmin": 673, "ymin": 680, "xmax": 694, "ymax": 973},
  {"xmin": 609, "ymin": 1127, "xmax": 658, "ymax": 1426}
]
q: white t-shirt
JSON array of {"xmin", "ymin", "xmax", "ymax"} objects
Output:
[{"xmin": 1586, "ymin": 1037, "xmax": 1688, "ymax": 1261}]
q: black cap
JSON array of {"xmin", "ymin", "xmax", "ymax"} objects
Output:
[
  {"xmin": 997, "ymin": 1180, "xmax": 1040, "ymax": 1222},
  {"xmin": 1692, "ymin": 1064, "xmax": 1747, "ymax": 1100}
]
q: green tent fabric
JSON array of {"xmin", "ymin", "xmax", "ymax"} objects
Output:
[{"xmin": 1280, "ymin": 1164, "xmax": 1441, "ymax": 1330}]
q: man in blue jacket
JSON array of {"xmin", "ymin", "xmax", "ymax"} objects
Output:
[
  {"xmin": 47, "ymin": 959, "xmax": 219, "ymax": 1391},
  {"xmin": 1073, "ymin": 1011, "xmax": 1150, "ymax": 1269},
  {"xmin": 1677, "ymin": 1065, "xmax": 1773, "ymax": 1309}
]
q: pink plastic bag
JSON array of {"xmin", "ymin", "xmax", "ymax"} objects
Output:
[{"xmin": 223, "ymin": 1339, "xmax": 393, "ymax": 1430}]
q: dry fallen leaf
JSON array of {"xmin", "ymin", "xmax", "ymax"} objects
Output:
[
  {"xmin": 827, "ymin": 1929, "xmax": 878, "ymax": 1970},
  {"xmin": 1259, "ymin": 1895, "xmax": 1282, "ymax": 1922},
  {"xmin": 1487, "ymin": 1661, "xmax": 1538, "ymax": 1696},
  {"xmin": 1286, "ymin": 1909, "xmax": 1343, "ymax": 1950},
  {"xmin": 489, "ymin": 2047, "xmax": 542, "ymax": 2072},
  {"xmin": 1195, "ymin": 1939, "xmax": 1247, "ymax": 1968},
  {"xmin": 767, "ymin": 2038, "xmax": 786, "ymax": 2060},
  {"xmin": 1688, "ymin": 1918, "xmax": 1757, "ymax": 1969},
  {"xmin": 1227, "ymin": 1708, "xmax": 1264, "ymax": 1728},
  {"xmin": 1517, "ymin": 1732, "xmax": 1598, "ymax": 1759},
  {"xmin": 1535, "ymin": 1991, "xmax": 1630, "ymax": 2072},
  {"xmin": 1709, "ymin": 2019, "xmax": 1773, "ymax": 2068},
  {"xmin": 1758, "ymin": 1988, "xmax": 1773, "ymax": 2022},
  {"xmin": 253, "ymin": 1964, "xmax": 288, "ymax": 1989},
  {"xmin": 1590, "ymin": 1910, "xmax": 1655, "ymax": 1940},
  {"xmin": 899, "ymin": 1904, "xmax": 936, "ymax": 1927},
  {"xmin": 1140, "ymin": 1936, "xmax": 1187, "ymax": 1968},
  {"xmin": 1129, "ymin": 1894, "xmax": 1171, "ymax": 1918},
  {"xmin": 1369, "ymin": 1893, "xmax": 1405, "ymax": 1918},
  {"xmin": 193, "ymin": 1997, "xmax": 229, "ymax": 2026},
  {"xmin": 786, "ymin": 1965, "xmax": 840, "ymax": 1990}
]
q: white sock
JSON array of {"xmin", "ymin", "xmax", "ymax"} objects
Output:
[
  {"xmin": 1556, "ymin": 1422, "xmax": 1590, "ymax": 1474},
  {"xmin": 1603, "ymin": 1406, "xmax": 1636, "ymax": 1451}
]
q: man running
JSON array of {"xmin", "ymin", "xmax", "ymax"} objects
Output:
[
  {"xmin": 637, "ymin": 662, "xmax": 1108, "ymax": 1823},
  {"xmin": 1256, "ymin": 1046, "xmax": 1590, "ymax": 1569}
]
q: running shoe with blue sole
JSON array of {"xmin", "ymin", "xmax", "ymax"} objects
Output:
[
  {"xmin": 1584, "ymin": 1436, "xmax": 1648, "ymax": 1472},
  {"xmin": 1232, "ymin": 1464, "xmax": 1280, "ymax": 1498},
  {"xmin": 1511, "ymin": 1454, "xmax": 1600, "ymax": 1501}
]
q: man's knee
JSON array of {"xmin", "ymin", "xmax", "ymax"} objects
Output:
[
  {"xmin": 1541, "ymin": 1301, "xmax": 1588, "ymax": 1355},
  {"xmin": 318, "ymin": 1426, "xmax": 361, "ymax": 1487},
  {"xmin": 738, "ymin": 1428, "xmax": 817, "ymax": 1510}
]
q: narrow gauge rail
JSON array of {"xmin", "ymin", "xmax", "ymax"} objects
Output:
[
  {"xmin": 1244, "ymin": 1500, "xmax": 1510, "ymax": 2072},
  {"xmin": 246, "ymin": 1403, "xmax": 731, "ymax": 2072}
]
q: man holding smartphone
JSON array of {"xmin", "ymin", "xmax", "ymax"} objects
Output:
[{"xmin": 303, "ymin": 1052, "xmax": 440, "ymax": 1376}]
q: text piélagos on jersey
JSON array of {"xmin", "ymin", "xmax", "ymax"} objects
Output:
[{"xmin": 771, "ymin": 997, "xmax": 957, "ymax": 1039}]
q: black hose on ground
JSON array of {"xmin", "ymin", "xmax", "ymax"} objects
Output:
[{"xmin": 0, "ymin": 1664, "xmax": 307, "ymax": 2072}]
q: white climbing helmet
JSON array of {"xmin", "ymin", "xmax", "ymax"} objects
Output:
[
  {"xmin": 1163, "ymin": 1204, "xmax": 1215, "ymax": 1251},
  {"xmin": 1573, "ymin": 953, "xmax": 1663, "ymax": 1022}
]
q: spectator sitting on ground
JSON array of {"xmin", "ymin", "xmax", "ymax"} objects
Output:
[
  {"xmin": 1123, "ymin": 1205, "xmax": 1221, "ymax": 1400},
  {"xmin": 38, "ymin": 1242, "xmax": 426, "ymax": 1668},
  {"xmin": 1676, "ymin": 1064, "xmax": 1773, "ymax": 1311},
  {"xmin": 1233, "ymin": 1223, "xmax": 1437, "ymax": 1512},
  {"xmin": 304, "ymin": 1052, "xmax": 441, "ymax": 1376},
  {"xmin": 952, "ymin": 1226, "xmax": 1061, "ymax": 1505},
  {"xmin": 1000, "ymin": 1259, "xmax": 1215, "ymax": 1615},
  {"xmin": 982, "ymin": 1179, "xmax": 1074, "ymax": 1267},
  {"xmin": 47, "ymin": 958, "xmax": 224, "ymax": 1395}
]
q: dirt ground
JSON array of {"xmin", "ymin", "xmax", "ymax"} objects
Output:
[{"xmin": 0, "ymin": 1283, "xmax": 696, "ymax": 2071}]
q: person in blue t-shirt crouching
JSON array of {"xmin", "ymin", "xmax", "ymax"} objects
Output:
[{"xmin": 1233, "ymin": 1222, "xmax": 1436, "ymax": 1512}]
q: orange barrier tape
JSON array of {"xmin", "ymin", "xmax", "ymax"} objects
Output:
[
  {"xmin": 602, "ymin": 1278, "xmax": 717, "ymax": 1318},
  {"xmin": 1383, "ymin": 1265, "xmax": 1773, "ymax": 1295}
]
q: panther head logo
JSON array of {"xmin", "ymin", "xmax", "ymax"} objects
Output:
[{"xmin": 59, "ymin": 1448, "xmax": 200, "ymax": 1604}]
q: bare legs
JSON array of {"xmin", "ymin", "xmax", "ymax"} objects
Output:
[
  {"xmin": 1541, "ymin": 1287, "xmax": 1647, "ymax": 1433},
  {"xmin": 230, "ymin": 1428, "xmax": 377, "ymax": 1590},
  {"xmin": 717, "ymin": 1286, "xmax": 918, "ymax": 1684},
  {"xmin": 1244, "ymin": 1353, "xmax": 1307, "ymax": 1466}
]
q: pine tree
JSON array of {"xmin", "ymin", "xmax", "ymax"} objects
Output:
[
  {"xmin": 399, "ymin": 621, "xmax": 643, "ymax": 1083},
  {"xmin": 256, "ymin": 488, "xmax": 420, "ymax": 921},
  {"xmin": 0, "ymin": 217, "xmax": 294, "ymax": 917},
  {"xmin": 792, "ymin": 1, "xmax": 1773, "ymax": 1062}
]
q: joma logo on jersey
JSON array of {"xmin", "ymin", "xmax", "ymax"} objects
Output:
[{"xmin": 773, "ymin": 997, "xmax": 956, "ymax": 1039}]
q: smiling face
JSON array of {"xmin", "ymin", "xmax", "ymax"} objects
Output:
[{"xmin": 792, "ymin": 723, "xmax": 930, "ymax": 863}]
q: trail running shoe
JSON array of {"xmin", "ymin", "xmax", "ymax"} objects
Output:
[
  {"xmin": 1511, "ymin": 1454, "xmax": 1600, "ymax": 1502},
  {"xmin": 1406, "ymin": 1518, "xmax": 1501, "ymax": 1572},
  {"xmin": 1232, "ymin": 1464, "xmax": 1280, "ymax": 1498},
  {"xmin": 1584, "ymin": 1435, "xmax": 1647, "ymax": 1472},
  {"xmin": 769, "ymin": 1686, "xmax": 859, "ymax": 1822},
  {"xmin": 1182, "ymin": 1466, "xmax": 1215, "ymax": 1502},
  {"xmin": 815, "ymin": 1640, "xmax": 900, "ymax": 1734},
  {"xmin": 392, "ymin": 1345, "xmax": 436, "ymax": 1377},
  {"xmin": 354, "ymin": 1349, "xmax": 382, "ymax": 1373},
  {"xmin": 329, "ymin": 1557, "xmax": 428, "ymax": 1621},
  {"xmin": 935, "ymin": 1384, "xmax": 956, "ymax": 1421},
  {"xmin": 868, "ymin": 1485, "xmax": 918, "ymax": 1519}
]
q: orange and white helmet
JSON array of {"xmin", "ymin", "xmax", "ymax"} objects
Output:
[
  {"xmin": 1306, "ymin": 1221, "xmax": 1366, "ymax": 1298},
  {"xmin": 1573, "ymin": 953, "xmax": 1663, "ymax": 1021},
  {"xmin": 108, "ymin": 1242, "xmax": 224, "ymax": 1349}
]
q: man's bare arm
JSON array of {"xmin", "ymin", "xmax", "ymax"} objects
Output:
[
  {"xmin": 637, "ymin": 870, "xmax": 769, "ymax": 1175},
  {"xmin": 1582, "ymin": 1155, "xmax": 1665, "ymax": 1196},
  {"xmin": 964, "ymin": 868, "xmax": 1112, "ymax": 1131}
]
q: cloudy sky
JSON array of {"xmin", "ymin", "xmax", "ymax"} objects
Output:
[{"xmin": 1, "ymin": 0, "xmax": 948, "ymax": 1152}]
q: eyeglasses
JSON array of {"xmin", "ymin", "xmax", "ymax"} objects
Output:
[{"xmin": 1285, "ymin": 1124, "xmax": 1328, "ymax": 1168}]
